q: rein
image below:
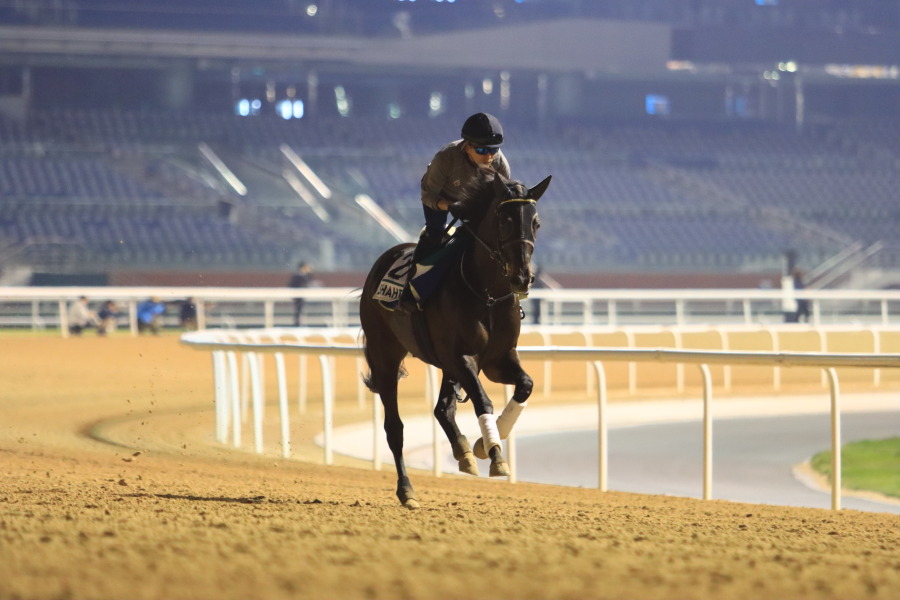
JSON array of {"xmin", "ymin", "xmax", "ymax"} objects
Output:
[
  {"xmin": 458, "ymin": 255, "xmax": 515, "ymax": 307},
  {"xmin": 457, "ymin": 197, "xmax": 536, "ymax": 313}
]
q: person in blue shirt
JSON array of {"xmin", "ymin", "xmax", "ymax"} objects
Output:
[
  {"xmin": 137, "ymin": 297, "xmax": 166, "ymax": 334},
  {"xmin": 97, "ymin": 300, "xmax": 122, "ymax": 336}
]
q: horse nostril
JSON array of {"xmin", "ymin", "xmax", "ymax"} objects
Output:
[{"xmin": 511, "ymin": 274, "xmax": 530, "ymax": 291}]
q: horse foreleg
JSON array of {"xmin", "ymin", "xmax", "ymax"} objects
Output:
[
  {"xmin": 475, "ymin": 354, "xmax": 533, "ymax": 459},
  {"xmin": 478, "ymin": 412, "xmax": 510, "ymax": 477},
  {"xmin": 433, "ymin": 376, "xmax": 478, "ymax": 476},
  {"xmin": 446, "ymin": 356, "xmax": 510, "ymax": 478},
  {"xmin": 473, "ymin": 398, "xmax": 527, "ymax": 460},
  {"xmin": 381, "ymin": 392, "xmax": 419, "ymax": 509}
]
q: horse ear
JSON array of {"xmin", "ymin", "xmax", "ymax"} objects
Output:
[{"xmin": 528, "ymin": 175, "xmax": 552, "ymax": 202}]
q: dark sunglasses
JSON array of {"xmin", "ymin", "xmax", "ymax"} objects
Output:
[{"xmin": 473, "ymin": 146, "xmax": 499, "ymax": 156}]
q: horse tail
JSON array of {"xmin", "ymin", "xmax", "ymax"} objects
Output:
[{"xmin": 359, "ymin": 330, "xmax": 378, "ymax": 393}]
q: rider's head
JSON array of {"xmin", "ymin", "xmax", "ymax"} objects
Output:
[{"xmin": 461, "ymin": 112, "xmax": 503, "ymax": 166}]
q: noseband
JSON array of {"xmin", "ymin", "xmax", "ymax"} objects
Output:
[{"xmin": 462, "ymin": 198, "xmax": 536, "ymax": 272}]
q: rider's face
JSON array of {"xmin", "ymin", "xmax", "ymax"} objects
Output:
[{"xmin": 465, "ymin": 143, "xmax": 498, "ymax": 167}]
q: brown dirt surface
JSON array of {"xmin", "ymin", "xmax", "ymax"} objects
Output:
[{"xmin": 1, "ymin": 333, "xmax": 899, "ymax": 600}]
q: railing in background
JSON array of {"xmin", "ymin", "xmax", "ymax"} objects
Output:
[
  {"xmin": 0, "ymin": 287, "xmax": 359, "ymax": 334},
  {"xmin": 180, "ymin": 325, "xmax": 900, "ymax": 511},
  {"xmin": 3, "ymin": 286, "xmax": 900, "ymax": 334}
]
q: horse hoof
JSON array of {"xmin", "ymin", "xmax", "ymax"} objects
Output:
[
  {"xmin": 458, "ymin": 452, "xmax": 479, "ymax": 476},
  {"xmin": 490, "ymin": 458, "xmax": 510, "ymax": 478},
  {"xmin": 397, "ymin": 483, "xmax": 417, "ymax": 508},
  {"xmin": 473, "ymin": 437, "xmax": 488, "ymax": 460}
]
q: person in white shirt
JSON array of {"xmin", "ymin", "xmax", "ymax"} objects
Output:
[{"xmin": 68, "ymin": 296, "xmax": 99, "ymax": 335}]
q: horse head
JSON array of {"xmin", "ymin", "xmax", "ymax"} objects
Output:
[{"xmin": 452, "ymin": 172, "xmax": 551, "ymax": 296}]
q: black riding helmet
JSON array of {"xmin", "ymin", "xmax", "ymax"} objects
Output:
[{"xmin": 461, "ymin": 112, "xmax": 504, "ymax": 148}]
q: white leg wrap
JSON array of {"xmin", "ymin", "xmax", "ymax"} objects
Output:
[
  {"xmin": 477, "ymin": 413, "xmax": 502, "ymax": 454},
  {"xmin": 496, "ymin": 399, "xmax": 526, "ymax": 439}
]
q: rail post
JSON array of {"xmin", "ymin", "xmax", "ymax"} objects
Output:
[
  {"xmin": 226, "ymin": 351, "xmax": 241, "ymax": 447},
  {"xmin": 373, "ymin": 393, "xmax": 382, "ymax": 471},
  {"xmin": 275, "ymin": 352, "xmax": 290, "ymax": 458},
  {"xmin": 593, "ymin": 361, "xmax": 608, "ymax": 492},
  {"xmin": 825, "ymin": 367, "xmax": 842, "ymax": 510},
  {"xmin": 427, "ymin": 365, "xmax": 441, "ymax": 477},
  {"xmin": 319, "ymin": 355, "xmax": 334, "ymax": 464},
  {"xmin": 212, "ymin": 351, "xmax": 228, "ymax": 443},
  {"xmin": 700, "ymin": 363, "xmax": 713, "ymax": 500}
]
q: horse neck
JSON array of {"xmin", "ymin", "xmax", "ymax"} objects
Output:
[{"xmin": 460, "ymin": 217, "xmax": 508, "ymax": 297}]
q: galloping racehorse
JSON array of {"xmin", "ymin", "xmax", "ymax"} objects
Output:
[{"xmin": 360, "ymin": 170, "xmax": 551, "ymax": 508}]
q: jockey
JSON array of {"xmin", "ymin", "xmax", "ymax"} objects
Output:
[{"xmin": 396, "ymin": 112, "xmax": 511, "ymax": 313}]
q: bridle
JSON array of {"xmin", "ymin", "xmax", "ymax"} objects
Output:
[{"xmin": 458, "ymin": 197, "xmax": 537, "ymax": 308}]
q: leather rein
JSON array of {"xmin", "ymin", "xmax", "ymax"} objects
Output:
[{"xmin": 457, "ymin": 198, "xmax": 537, "ymax": 311}]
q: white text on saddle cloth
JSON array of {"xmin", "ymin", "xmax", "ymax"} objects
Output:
[{"xmin": 372, "ymin": 251, "xmax": 413, "ymax": 304}]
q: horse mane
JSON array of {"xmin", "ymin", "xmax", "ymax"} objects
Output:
[{"xmin": 452, "ymin": 169, "xmax": 528, "ymax": 222}]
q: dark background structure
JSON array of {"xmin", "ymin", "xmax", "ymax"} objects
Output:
[{"xmin": 0, "ymin": 0, "xmax": 897, "ymax": 288}]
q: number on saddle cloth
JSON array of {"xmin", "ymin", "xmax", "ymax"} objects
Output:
[{"xmin": 372, "ymin": 232, "xmax": 469, "ymax": 310}]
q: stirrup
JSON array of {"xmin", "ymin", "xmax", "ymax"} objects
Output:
[{"xmin": 395, "ymin": 287, "xmax": 419, "ymax": 314}]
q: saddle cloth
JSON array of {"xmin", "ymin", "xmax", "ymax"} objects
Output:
[
  {"xmin": 372, "ymin": 248, "xmax": 414, "ymax": 309},
  {"xmin": 373, "ymin": 234, "xmax": 468, "ymax": 311}
]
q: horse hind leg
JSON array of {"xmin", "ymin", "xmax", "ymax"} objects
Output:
[
  {"xmin": 433, "ymin": 376, "xmax": 478, "ymax": 476},
  {"xmin": 382, "ymin": 391, "xmax": 419, "ymax": 509},
  {"xmin": 368, "ymin": 350, "xmax": 419, "ymax": 508}
]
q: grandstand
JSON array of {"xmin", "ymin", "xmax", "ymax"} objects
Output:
[{"xmin": 0, "ymin": 0, "xmax": 897, "ymax": 287}]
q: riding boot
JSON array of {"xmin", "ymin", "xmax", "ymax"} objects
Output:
[
  {"xmin": 396, "ymin": 233, "xmax": 440, "ymax": 314},
  {"xmin": 395, "ymin": 283, "xmax": 419, "ymax": 314}
]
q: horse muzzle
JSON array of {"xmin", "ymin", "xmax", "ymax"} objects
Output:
[{"xmin": 509, "ymin": 271, "xmax": 532, "ymax": 295}]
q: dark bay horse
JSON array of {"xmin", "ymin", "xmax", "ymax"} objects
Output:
[{"xmin": 360, "ymin": 170, "xmax": 551, "ymax": 508}]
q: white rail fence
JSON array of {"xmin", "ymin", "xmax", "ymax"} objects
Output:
[
  {"xmin": 180, "ymin": 325, "xmax": 900, "ymax": 511},
  {"xmin": 4, "ymin": 286, "xmax": 900, "ymax": 333}
]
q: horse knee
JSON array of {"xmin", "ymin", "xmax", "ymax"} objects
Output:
[{"xmin": 513, "ymin": 375, "xmax": 533, "ymax": 402}]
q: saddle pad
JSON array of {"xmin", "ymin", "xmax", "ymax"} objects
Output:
[{"xmin": 373, "ymin": 248, "xmax": 414, "ymax": 308}]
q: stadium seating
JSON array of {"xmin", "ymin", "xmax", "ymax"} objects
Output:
[{"xmin": 0, "ymin": 109, "xmax": 897, "ymax": 274}]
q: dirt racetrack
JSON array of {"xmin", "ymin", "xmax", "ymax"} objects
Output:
[{"xmin": 2, "ymin": 333, "xmax": 899, "ymax": 600}]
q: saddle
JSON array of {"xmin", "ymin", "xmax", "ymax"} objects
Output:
[{"xmin": 373, "ymin": 231, "xmax": 468, "ymax": 311}]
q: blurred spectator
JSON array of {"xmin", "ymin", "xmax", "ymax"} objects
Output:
[
  {"xmin": 289, "ymin": 262, "xmax": 319, "ymax": 326},
  {"xmin": 137, "ymin": 297, "xmax": 166, "ymax": 334},
  {"xmin": 97, "ymin": 300, "xmax": 122, "ymax": 336},
  {"xmin": 67, "ymin": 296, "xmax": 99, "ymax": 335},
  {"xmin": 179, "ymin": 297, "xmax": 199, "ymax": 330},
  {"xmin": 783, "ymin": 267, "xmax": 811, "ymax": 323},
  {"xmin": 529, "ymin": 265, "xmax": 561, "ymax": 325},
  {"xmin": 793, "ymin": 268, "xmax": 811, "ymax": 323}
]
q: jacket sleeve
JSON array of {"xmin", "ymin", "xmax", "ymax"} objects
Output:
[{"xmin": 420, "ymin": 146, "xmax": 453, "ymax": 210}]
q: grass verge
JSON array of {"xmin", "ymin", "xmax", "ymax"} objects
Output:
[{"xmin": 811, "ymin": 437, "xmax": 900, "ymax": 499}]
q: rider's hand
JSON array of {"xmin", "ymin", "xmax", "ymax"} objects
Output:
[{"xmin": 448, "ymin": 202, "xmax": 465, "ymax": 218}]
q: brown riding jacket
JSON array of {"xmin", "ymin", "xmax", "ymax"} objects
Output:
[{"xmin": 420, "ymin": 140, "xmax": 511, "ymax": 211}]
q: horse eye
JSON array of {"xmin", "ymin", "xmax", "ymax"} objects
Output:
[{"xmin": 533, "ymin": 217, "xmax": 541, "ymax": 232}]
